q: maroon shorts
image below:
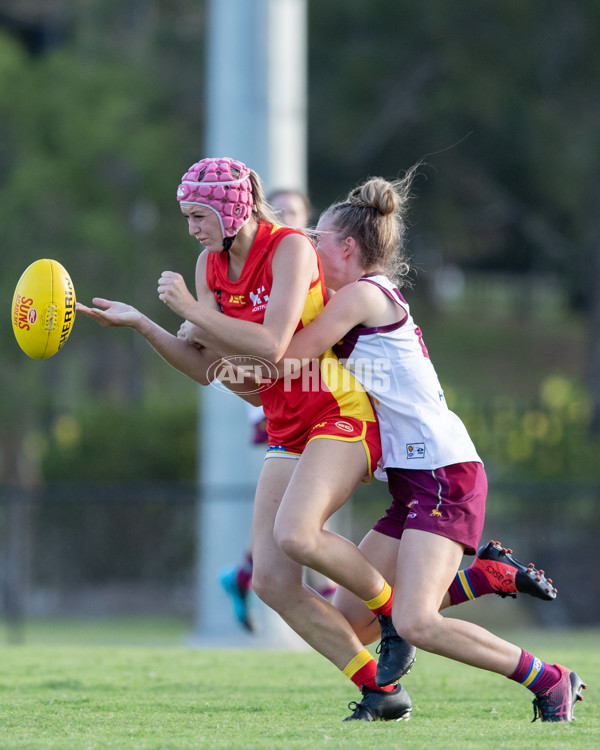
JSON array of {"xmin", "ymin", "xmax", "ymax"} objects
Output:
[{"xmin": 372, "ymin": 462, "xmax": 487, "ymax": 554}]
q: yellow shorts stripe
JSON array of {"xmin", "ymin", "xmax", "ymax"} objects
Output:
[{"xmin": 307, "ymin": 421, "xmax": 375, "ymax": 483}]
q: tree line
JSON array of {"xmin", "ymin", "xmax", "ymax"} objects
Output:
[{"xmin": 1, "ymin": 0, "xmax": 599, "ymax": 487}]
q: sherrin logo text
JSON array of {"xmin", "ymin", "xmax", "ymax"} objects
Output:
[{"xmin": 58, "ymin": 278, "xmax": 75, "ymax": 348}]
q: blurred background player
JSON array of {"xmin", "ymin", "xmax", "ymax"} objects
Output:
[
  {"xmin": 218, "ymin": 187, "xmax": 337, "ymax": 632},
  {"xmin": 269, "ymin": 187, "xmax": 313, "ymax": 230}
]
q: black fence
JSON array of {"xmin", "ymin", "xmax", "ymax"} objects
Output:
[
  {"xmin": 0, "ymin": 482, "xmax": 197, "ymax": 626},
  {"xmin": 1, "ymin": 479, "xmax": 599, "ymax": 631}
]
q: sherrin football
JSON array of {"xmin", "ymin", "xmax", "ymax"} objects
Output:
[{"xmin": 11, "ymin": 259, "xmax": 76, "ymax": 359}]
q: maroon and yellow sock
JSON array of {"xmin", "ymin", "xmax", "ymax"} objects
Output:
[
  {"xmin": 509, "ymin": 649, "xmax": 562, "ymax": 694},
  {"xmin": 342, "ymin": 649, "xmax": 395, "ymax": 693},
  {"xmin": 447, "ymin": 568, "xmax": 495, "ymax": 606},
  {"xmin": 364, "ymin": 581, "xmax": 394, "ymax": 618}
]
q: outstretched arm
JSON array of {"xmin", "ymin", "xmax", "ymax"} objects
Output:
[
  {"xmin": 76, "ymin": 297, "xmax": 220, "ymax": 386},
  {"xmin": 76, "ymin": 298, "xmax": 263, "ymax": 405}
]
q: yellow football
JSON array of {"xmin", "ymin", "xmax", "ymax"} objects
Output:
[{"xmin": 11, "ymin": 259, "xmax": 76, "ymax": 359}]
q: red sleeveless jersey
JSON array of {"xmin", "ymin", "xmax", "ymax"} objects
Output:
[{"xmin": 205, "ymin": 222, "xmax": 376, "ymax": 447}]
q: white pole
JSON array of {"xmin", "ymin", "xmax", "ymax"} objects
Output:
[
  {"xmin": 204, "ymin": 0, "xmax": 307, "ymax": 192},
  {"xmin": 266, "ymin": 0, "xmax": 308, "ymax": 191},
  {"xmin": 193, "ymin": 0, "xmax": 308, "ymax": 646}
]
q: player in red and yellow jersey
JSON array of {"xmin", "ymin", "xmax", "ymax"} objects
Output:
[
  {"xmin": 77, "ymin": 157, "xmax": 412, "ymax": 722},
  {"xmin": 205, "ymin": 219, "xmax": 378, "ymax": 453}
]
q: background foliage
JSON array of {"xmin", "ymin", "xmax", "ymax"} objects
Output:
[
  {"xmin": 1, "ymin": 0, "xmax": 599, "ymax": 483},
  {"xmin": 1, "ymin": 0, "xmax": 599, "ymax": 622}
]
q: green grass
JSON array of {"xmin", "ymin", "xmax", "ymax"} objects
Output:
[
  {"xmin": 4, "ymin": 616, "xmax": 191, "ymax": 648},
  {"xmin": 0, "ymin": 621, "xmax": 597, "ymax": 749}
]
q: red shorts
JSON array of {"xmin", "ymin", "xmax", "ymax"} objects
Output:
[
  {"xmin": 265, "ymin": 416, "xmax": 381, "ymax": 481},
  {"xmin": 373, "ymin": 462, "xmax": 487, "ymax": 554}
]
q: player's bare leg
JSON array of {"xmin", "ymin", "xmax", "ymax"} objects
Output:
[
  {"xmin": 273, "ymin": 439, "xmax": 388, "ymax": 599},
  {"xmin": 388, "ymin": 529, "xmax": 585, "ymax": 720},
  {"xmin": 333, "ymin": 529, "xmax": 557, "ymax": 646},
  {"xmin": 272, "ymin": 438, "xmax": 416, "ymax": 685},
  {"xmin": 250, "ymin": 455, "xmax": 413, "ymax": 720},
  {"xmin": 391, "ymin": 530, "xmax": 521, "ymax": 673},
  {"xmin": 332, "ymin": 530, "xmax": 399, "ymax": 646},
  {"xmin": 250, "ymin": 455, "xmax": 365, "ymax": 668}
]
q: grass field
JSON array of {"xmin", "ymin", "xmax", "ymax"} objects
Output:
[{"xmin": 0, "ymin": 619, "xmax": 597, "ymax": 749}]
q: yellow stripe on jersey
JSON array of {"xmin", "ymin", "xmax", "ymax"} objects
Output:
[
  {"xmin": 300, "ymin": 277, "xmax": 327, "ymax": 328},
  {"xmin": 320, "ymin": 346, "xmax": 375, "ymax": 422},
  {"xmin": 298, "ymin": 282, "xmax": 376, "ymax": 421}
]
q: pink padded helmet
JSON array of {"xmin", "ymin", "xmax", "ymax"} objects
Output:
[{"xmin": 176, "ymin": 157, "xmax": 254, "ymax": 239}]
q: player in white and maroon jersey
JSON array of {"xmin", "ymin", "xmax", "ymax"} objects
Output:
[
  {"xmin": 281, "ymin": 168, "xmax": 585, "ymax": 722},
  {"xmin": 332, "ymin": 273, "xmax": 480, "ymax": 474}
]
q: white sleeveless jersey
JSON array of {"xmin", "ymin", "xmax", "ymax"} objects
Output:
[{"xmin": 333, "ymin": 275, "xmax": 481, "ymax": 471}]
